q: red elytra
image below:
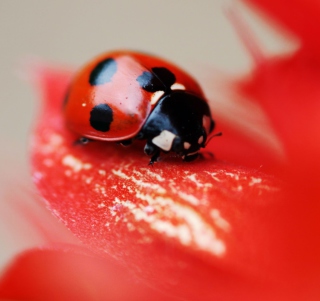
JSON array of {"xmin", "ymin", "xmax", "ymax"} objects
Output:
[{"xmin": 64, "ymin": 50, "xmax": 205, "ymax": 141}]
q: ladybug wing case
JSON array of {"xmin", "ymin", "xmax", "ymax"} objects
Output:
[
  {"xmin": 64, "ymin": 50, "xmax": 208, "ymax": 142},
  {"xmin": 64, "ymin": 53, "xmax": 153, "ymax": 141}
]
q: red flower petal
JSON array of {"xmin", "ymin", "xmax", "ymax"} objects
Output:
[
  {"xmin": 243, "ymin": 0, "xmax": 320, "ymax": 52},
  {"xmin": 0, "ymin": 247, "xmax": 178, "ymax": 301},
  {"xmin": 28, "ymin": 63, "xmax": 286, "ymax": 300},
  {"xmin": 9, "ymin": 1, "xmax": 319, "ymax": 298},
  {"xmin": 230, "ymin": 3, "xmax": 320, "ymax": 296},
  {"xmin": 240, "ymin": 51, "xmax": 320, "ymax": 150},
  {"xmin": 237, "ymin": 50, "xmax": 320, "ymax": 301}
]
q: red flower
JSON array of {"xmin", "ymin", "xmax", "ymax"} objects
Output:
[{"xmin": 1, "ymin": 1, "xmax": 320, "ymax": 299}]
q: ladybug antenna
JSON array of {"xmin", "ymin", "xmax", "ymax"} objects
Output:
[{"xmin": 205, "ymin": 132, "xmax": 222, "ymax": 146}]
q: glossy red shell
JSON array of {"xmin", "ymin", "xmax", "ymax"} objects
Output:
[{"xmin": 64, "ymin": 50, "xmax": 205, "ymax": 141}]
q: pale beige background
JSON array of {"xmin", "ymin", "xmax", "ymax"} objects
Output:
[{"xmin": 0, "ymin": 0, "xmax": 287, "ymax": 269}]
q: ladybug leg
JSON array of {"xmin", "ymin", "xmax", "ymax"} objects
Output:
[
  {"xmin": 198, "ymin": 151, "xmax": 215, "ymax": 160},
  {"xmin": 144, "ymin": 141, "xmax": 161, "ymax": 165},
  {"xmin": 183, "ymin": 152, "xmax": 199, "ymax": 162},
  {"xmin": 118, "ymin": 139, "xmax": 133, "ymax": 146},
  {"xmin": 144, "ymin": 141, "xmax": 156, "ymax": 156},
  {"xmin": 74, "ymin": 137, "xmax": 92, "ymax": 145},
  {"xmin": 149, "ymin": 149, "xmax": 161, "ymax": 165}
]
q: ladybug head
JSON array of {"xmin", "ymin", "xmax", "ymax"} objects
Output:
[{"xmin": 138, "ymin": 91, "xmax": 215, "ymax": 163}]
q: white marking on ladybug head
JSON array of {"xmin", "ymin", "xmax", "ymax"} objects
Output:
[
  {"xmin": 184, "ymin": 142, "xmax": 191, "ymax": 149},
  {"xmin": 150, "ymin": 90, "xmax": 165, "ymax": 105},
  {"xmin": 202, "ymin": 115, "xmax": 211, "ymax": 135},
  {"xmin": 152, "ymin": 130, "xmax": 177, "ymax": 151},
  {"xmin": 171, "ymin": 83, "xmax": 186, "ymax": 91},
  {"xmin": 198, "ymin": 136, "xmax": 204, "ymax": 145}
]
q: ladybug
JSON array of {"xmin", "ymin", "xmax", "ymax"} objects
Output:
[{"xmin": 64, "ymin": 50, "xmax": 218, "ymax": 164}]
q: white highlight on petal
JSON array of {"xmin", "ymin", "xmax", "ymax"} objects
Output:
[
  {"xmin": 133, "ymin": 193, "xmax": 226, "ymax": 256},
  {"xmin": 40, "ymin": 133, "xmax": 63, "ymax": 154},
  {"xmin": 177, "ymin": 191, "xmax": 200, "ymax": 205},
  {"xmin": 152, "ymin": 130, "xmax": 176, "ymax": 151},
  {"xmin": 225, "ymin": 172, "xmax": 240, "ymax": 181},
  {"xmin": 112, "ymin": 169, "xmax": 166, "ymax": 194},
  {"xmin": 210, "ymin": 209, "xmax": 231, "ymax": 232},
  {"xmin": 62, "ymin": 155, "xmax": 92, "ymax": 172},
  {"xmin": 110, "ymin": 166, "xmax": 230, "ymax": 257},
  {"xmin": 142, "ymin": 168, "xmax": 165, "ymax": 182},
  {"xmin": 184, "ymin": 142, "xmax": 191, "ymax": 149},
  {"xmin": 150, "ymin": 90, "xmax": 165, "ymax": 105},
  {"xmin": 198, "ymin": 136, "xmax": 204, "ymax": 144},
  {"xmin": 98, "ymin": 169, "xmax": 106, "ymax": 176},
  {"xmin": 249, "ymin": 177, "xmax": 262, "ymax": 186},
  {"xmin": 171, "ymin": 83, "xmax": 186, "ymax": 90},
  {"xmin": 204, "ymin": 171, "xmax": 222, "ymax": 182},
  {"xmin": 186, "ymin": 173, "xmax": 213, "ymax": 188}
]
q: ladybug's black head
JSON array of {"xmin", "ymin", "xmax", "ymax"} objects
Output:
[{"xmin": 138, "ymin": 91, "xmax": 215, "ymax": 163}]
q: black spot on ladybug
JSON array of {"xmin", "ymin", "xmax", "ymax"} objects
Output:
[
  {"xmin": 89, "ymin": 58, "xmax": 117, "ymax": 86},
  {"xmin": 136, "ymin": 67, "xmax": 176, "ymax": 92},
  {"xmin": 152, "ymin": 67, "xmax": 176, "ymax": 88},
  {"xmin": 137, "ymin": 71, "xmax": 163, "ymax": 92},
  {"xmin": 90, "ymin": 103, "xmax": 113, "ymax": 132}
]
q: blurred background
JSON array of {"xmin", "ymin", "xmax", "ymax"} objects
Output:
[{"xmin": 0, "ymin": 0, "xmax": 291, "ymax": 270}]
